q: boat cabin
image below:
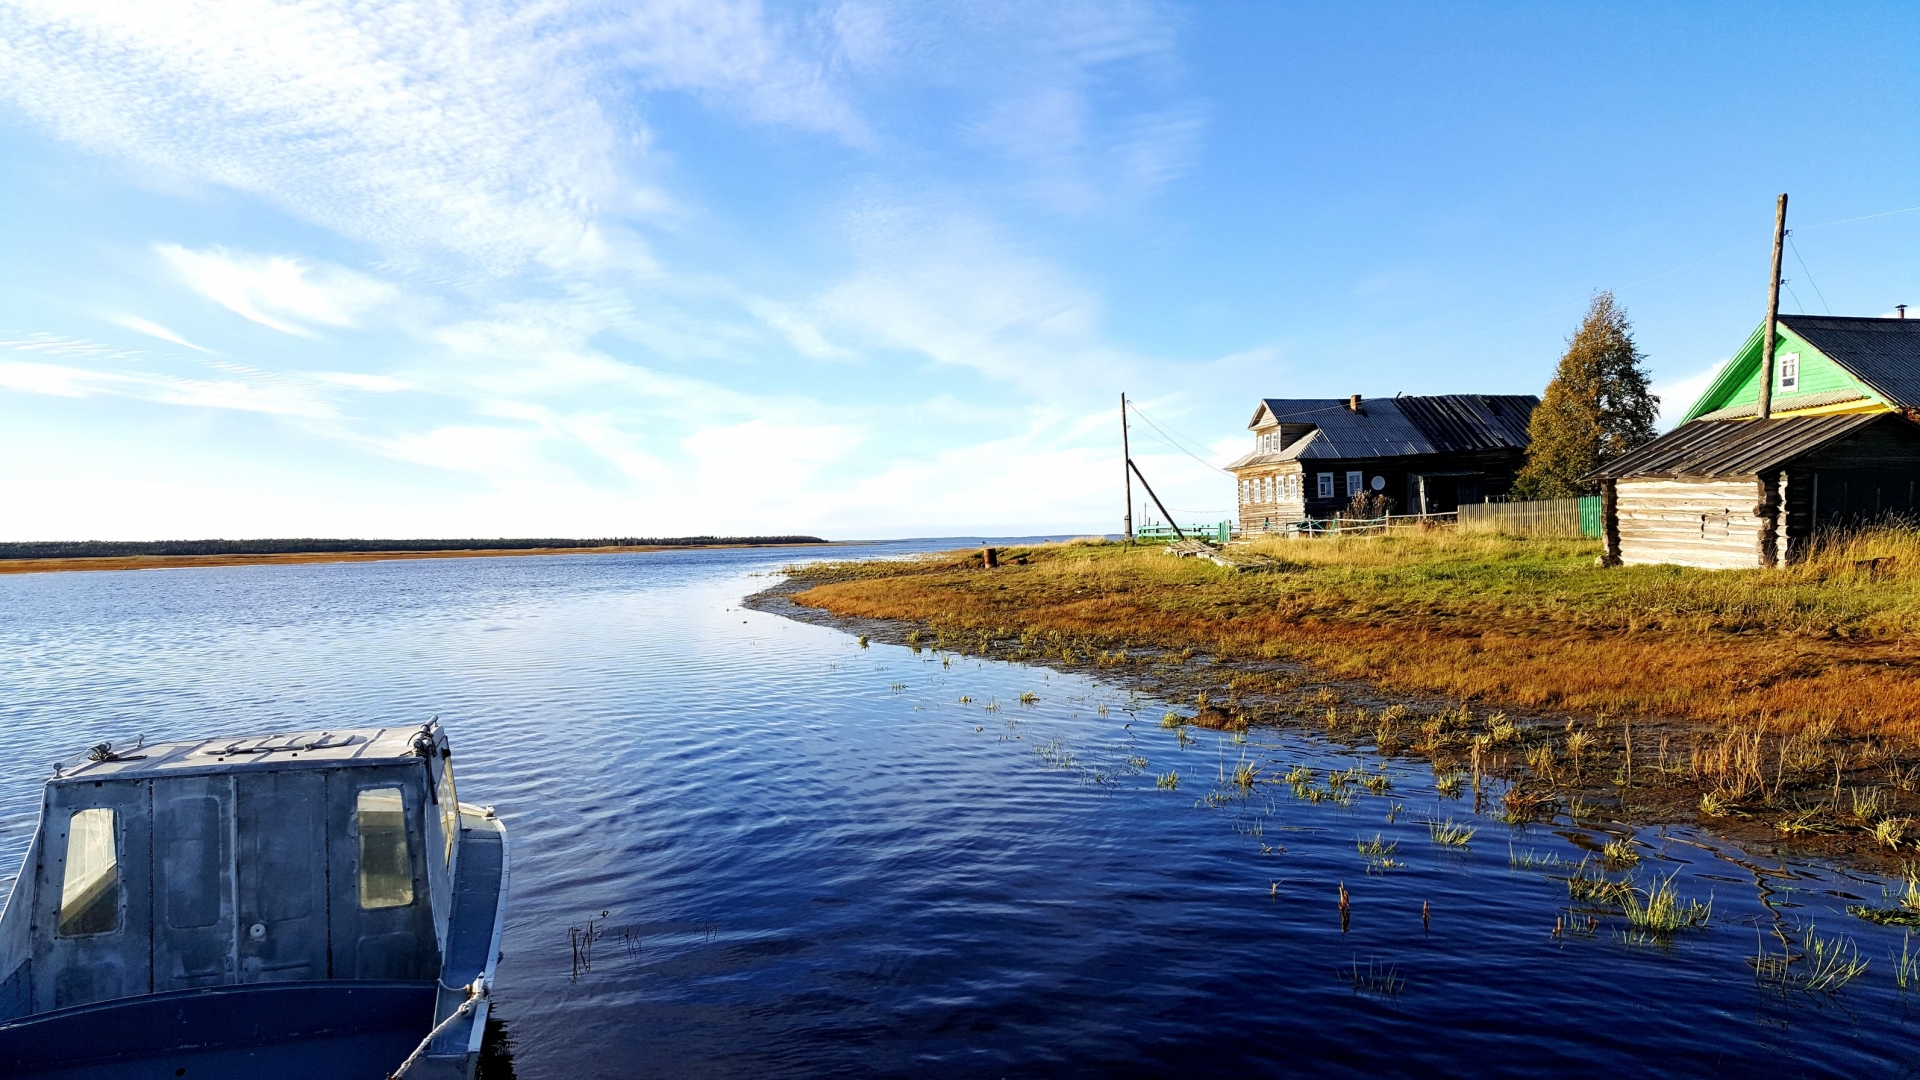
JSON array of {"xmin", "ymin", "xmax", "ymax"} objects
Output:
[{"xmin": 0, "ymin": 722, "xmax": 507, "ymax": 1079}]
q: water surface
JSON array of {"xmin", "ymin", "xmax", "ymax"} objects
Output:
[{"xmin": 1, "ymin": 543, "xmax": 1916, "ymax": 1078}]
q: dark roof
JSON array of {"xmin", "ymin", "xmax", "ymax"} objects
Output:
[
  {"xmin": 1394, "ymin": 395, "xmax": 1537, "ymax": 452},
  {"xmin": 1230, "ymin": 395, "xmax": 1538, "ymax": 465},
  {"xmin": 1779, "ymin": 315, "xmax": 1920, "ymax": 409},
  {"xmin": 1589, "ymin": 413, "xmax": 1888, "ymax": 479}
]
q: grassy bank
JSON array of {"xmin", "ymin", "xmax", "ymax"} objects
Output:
[{"xmin": 779, "ymin": 526, "xmax": 1920, "ymax": 869}]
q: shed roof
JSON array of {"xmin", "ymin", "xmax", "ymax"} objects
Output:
[
  {"xmin": 1589, "ymin": 412, "xmax": 1888, "ymax": 479},
  {"xmin": 50, "ymin": 726, "xmax": 430, "ymax": 784},
  {"xmin": 1777, "ymin": 315, "xmax": 1920, "ymax": 409},
  {"xmin": 1232, "ymin": 394, "xmax": 1538, "ymax": 467}
]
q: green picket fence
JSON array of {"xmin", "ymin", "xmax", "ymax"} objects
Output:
[
  {"xmin": 1457, "ymin": 496, "xmax": 1602, "ymax": 539},
  {"xmin": 1135, "ymin": 521, "xmax": 1234, "ymax": 543}
]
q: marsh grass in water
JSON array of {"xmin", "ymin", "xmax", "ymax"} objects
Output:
[
  {"xmin": 1847, "ymin": 860, "xmax": 1920, "ymax": 926},
  {"xmin": 1753, "ymin": 924, "xmax": 1869, "ymax": 994},
  {"xmin": 1426, "ymin": 818, "xmax": 1476, "ymax": 848},
  {"xmin": 1510, "ymin": 846, "xmax": 1568, "ymax": 871},
  {"xmin": 1619, "ymin": 871, "xmax": 1712, "ymax": 934},
  {"xmin": 1342, "ymin": 957, "xmax": 1406, "ymax": 998},
  {"xmin": 1601, "ymin": 838, "xmax": 1640, "ymax": 867}
]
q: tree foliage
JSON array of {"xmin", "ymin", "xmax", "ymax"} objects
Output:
[{"xmin": 1513, "ymin": 292, "xmax": 1659, "ymax": 499}]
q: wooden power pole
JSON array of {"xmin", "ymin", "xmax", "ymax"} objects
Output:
[
  {"xmin": 1121, "ymin": 392, "xmax": 1134, "ymax": 542},
  {"xmin": 1757, "ymin": 192, "xmax": 1788, "ymax": 421}
]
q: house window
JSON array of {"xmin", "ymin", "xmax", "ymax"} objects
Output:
[
  {"xmin": 1779, "ymin": 352, "xmax": 1799, "ymax": 393},
  {"xmin": 1317, "ymin": 473, "xmax": 1334, "ymax": 499},
  {"xmin": 1346, "ymin": 471, "xmax": 1363, "ymax": 497}
]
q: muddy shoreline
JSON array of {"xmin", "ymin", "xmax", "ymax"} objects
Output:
[{"xmin": 748, "ymin": 575, "xmax": 1915, "ymax": 882}]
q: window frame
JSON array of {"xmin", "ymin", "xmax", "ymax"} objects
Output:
[
  {"xmin": 1346, "ymin": 471, "xmax": 1363, "ymax": 497},
  {"xmin": 1317, "ymin": 473, "xmax": 1334, "ymax": 499},
  {"xmin": 56, "ymin": 806, "xmax": 122, "ymax": 938},
  {"xmin": 355, "ymin": 786, "xmax": 416, "ymax": 911},
  {"xmin": 1779, "ymin": 351, "xmax": 1799, "ymax": 393}
]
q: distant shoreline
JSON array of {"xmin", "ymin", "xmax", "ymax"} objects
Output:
[{"xmin": 0, "ymin": 539, "xmax": 834, "ymax": 576}]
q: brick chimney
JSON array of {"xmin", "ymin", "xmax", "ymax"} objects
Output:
[{"xmin": 1347, "ymin": 394, "xmax": 1363, "ymax": 412}]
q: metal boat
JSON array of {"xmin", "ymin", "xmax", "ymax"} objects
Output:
[{"xmin": 0, "ymin": 720, "xmax": 508, "ymax": 1079}]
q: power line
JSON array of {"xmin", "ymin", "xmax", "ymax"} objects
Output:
[
  {"xmin": 1787, "ymin": 232, "xmax": 1831, "ymax": 314},
  {"xmin": 1126, "ymin": 401, "xmax": 1233, "ymax": 475},
  {"xmin": 1781, "ymin": 278, "xmax": 1808, "ymax": 314},
  {"xmin": 1801, "ymin": 204, "xmax": 1920, "ymax": 230}
]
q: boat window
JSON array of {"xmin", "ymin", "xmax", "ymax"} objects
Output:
[
  {"xmin": 58, "ymin": 807, "xmax": 120, "ymax": 936},
  {"xmin": 357, "ymin": 788, "xmax": 414, "ymax": 909},
  {"xmin": 439, "ymin": 755, "xmax": 459, "ymax": 865}
]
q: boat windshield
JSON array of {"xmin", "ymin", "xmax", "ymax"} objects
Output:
[
  {"xmin": 357, "ymin": 788, "xmax": 414, "ymax": 909},
  {"xmin": 58, "ymin": 807, "xmax": 120, "ymax": 936},
  {"xmin": 439, "ymin": 755, "xmax": 458, "ymax": 865}
]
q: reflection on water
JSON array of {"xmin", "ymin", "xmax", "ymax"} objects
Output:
[{"xmin": 1, "ymin": 543, "xmax": 1918, "ymax": 1078}]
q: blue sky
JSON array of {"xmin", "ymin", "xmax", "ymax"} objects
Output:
[{"xmin": 1, "ymin": 1, "xmax": 1915, "ymax": 541}]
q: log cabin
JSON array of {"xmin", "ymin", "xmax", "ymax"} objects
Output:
[
  {"xmin": 1591, "ymin": 314, "xmax": 1920, "ymax": 569},
  {"xmin": 1226, "ymin": 394, "xmax": 1539, "ymax": 534}
]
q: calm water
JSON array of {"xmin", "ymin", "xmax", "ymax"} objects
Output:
[{"xmin": 2, "ymin": 543, "xmax": 1918, "ymax": 1078}]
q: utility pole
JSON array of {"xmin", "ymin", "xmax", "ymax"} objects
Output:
[
  {"xmin": 1757, "ymin": 192, "xmax": 1788, "ymax": 421},
  {"xmin": 1120, "ymin": 392, "xmax": 1134, "ymax": 542}
]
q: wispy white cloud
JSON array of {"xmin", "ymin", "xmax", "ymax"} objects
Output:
[
  {"xmin": 608, "ymin": 0, "xmax": 869, "ymax": 143},
  {"xmin": 0, "ymin": 357, "xmax": 336, "ymax": 417},
  {"xmin": 107, "ymin": 314, "xmax": 214, "ymax": 353},
  {"xmin": 0, "ymin": 0, "xmax": 626, "ymax": 269},
  {"xmin": 810, "ymin": 205, "xmax": 1145, "ymax": 392},
  {"xmin": 158, "ymin": 245, "xmax": 398, "ymax": 337}
]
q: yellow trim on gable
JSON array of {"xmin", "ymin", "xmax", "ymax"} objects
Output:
[{"xmin": 1765, "ymin": 399, "xmax": 1894, "ymax": 420}]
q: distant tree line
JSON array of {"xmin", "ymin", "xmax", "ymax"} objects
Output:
[{"xmin": 0, "ymin": 536, "xmax": 829, "ymax": 560}]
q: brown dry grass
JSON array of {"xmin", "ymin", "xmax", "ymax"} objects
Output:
[
  {"xmin": 788, "ymin": 526, "xmax": 1920, "ymax": 740},
  {"xmin": 778, "ymin": 527, "xmax": 1920, "ymax": 866}
]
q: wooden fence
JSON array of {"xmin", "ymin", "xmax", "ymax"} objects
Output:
[
  {"xmin": 1287, "ymin": 512, "xmax": 1456, "ymax": 536},
  {"xmin": 1457, "ymin": 496, "xmax": 1602, "ymax": 539}
]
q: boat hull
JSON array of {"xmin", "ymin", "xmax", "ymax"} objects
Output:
[{"xmin": 0, "ymin": 980, "xmax": 436, "ymax": 1080}]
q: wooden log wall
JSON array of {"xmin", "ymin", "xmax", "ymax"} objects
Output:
[
  {"xmin": 1616, "ymin": 477, "xmax": 1766, "ymax": 569},
  {"xmin": 1236, "ymin": 466, "xmax": 1307, "ymax": 534}
]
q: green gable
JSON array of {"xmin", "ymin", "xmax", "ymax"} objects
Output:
[{"xmin": 1681, "ymin": 321, "xmax": 1885, "ymax": 423}]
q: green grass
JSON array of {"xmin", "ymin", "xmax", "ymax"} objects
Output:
[
  {"xmin": 1427, "ymin": 818, "xmax": 1477, "ymax": 847},
  {"xmin": 1155, "ymin": 770, "xmax": 1180, "ymax": 790},
  {"xmin": 1601, "ymin": 838, "xmax": 1641, "ymax": 866},
  {"xmin": 1619, "ymin": 871, "xmax": 1712, "ymax": 933}
]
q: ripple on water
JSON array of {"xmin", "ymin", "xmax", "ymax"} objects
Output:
[{"xmin": 0, "ymin": 543, "xmax": 1916, "ymax": 1078}]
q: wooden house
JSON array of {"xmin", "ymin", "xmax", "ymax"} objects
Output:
[
  {"xmin": 1226, "ymin": 394, "xmax": 1539, "ymax": 534},
  {"xmin": 1592, "ymin": 315, "xmax": 1920, "ymax": 568}
]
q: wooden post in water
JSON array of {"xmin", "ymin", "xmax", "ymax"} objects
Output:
[{"xmin": 1757, "ymin": 193, "xmax": 1788, "ymax": 421}]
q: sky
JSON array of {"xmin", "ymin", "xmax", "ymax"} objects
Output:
[{"xmin": 0, "ymin": 1, "xmax": 1916, "ymax": 541}]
